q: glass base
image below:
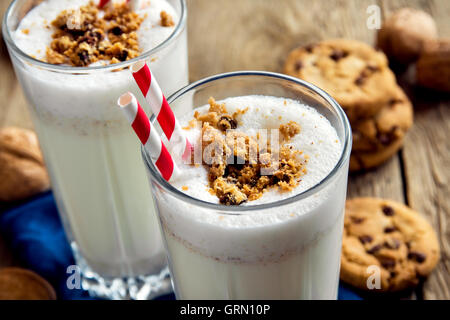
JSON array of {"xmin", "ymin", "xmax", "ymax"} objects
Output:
[
  {"xmin": 72, "ymin": 243, "xmax": 172, "ymax": 300},
  {"xmin": 81, "ymin": 266, "xmax": 172, "ymax": 300}
]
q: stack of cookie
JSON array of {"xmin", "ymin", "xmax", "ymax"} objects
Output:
[{"xmin": 284, "ymin": 39, "xmax": 413, "ymax": 171}]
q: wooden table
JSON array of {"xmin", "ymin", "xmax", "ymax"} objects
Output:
[{"xmin": 0, "ymin": 0, "xmax": 449, "ymax": 299}]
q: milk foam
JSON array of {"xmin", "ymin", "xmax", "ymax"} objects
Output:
[
  {"xmin": 13, "ymin": 0, "xmax": 177, "ymax": 62},
  {"xmin": 11, "ymin": 0, "xmax": 187, "ymax": 130},
  {"xmin": 173, "ymin": 95, "xmax": 342, "ymax": 207}
]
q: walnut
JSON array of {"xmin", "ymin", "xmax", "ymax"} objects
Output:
[
  {"xmin": 416, "ymin": 39, "xmax": 450, "ymax": 92},
  {"xmin": 0, "ymin": 127, "xmax": 50, "ymax": 202},
  {"xmin": 377, "ymin": 8, "xmax": 437, "ymax": 64}
]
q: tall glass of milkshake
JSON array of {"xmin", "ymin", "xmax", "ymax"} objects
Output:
[
  {"xmin": 3, "ymin": 0, "xmax": 188, "ymax": 299},
  {"xmin": 142, "ymin": 71, "xmax": 352, "ymax": 299}
]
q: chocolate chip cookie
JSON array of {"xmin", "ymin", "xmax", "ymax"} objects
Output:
[
  {"xmin": 352, "ymin": 88, "xmax": 413, "ymax": 153},
  {"xmin": 350, "ymin": 138, "xmax": 404, "ymax": 172},
  {"xmin": 341, "ymin": 198, "xmax": 440, "ymax": 292},
  {"xmin": 0, "ymin": 268, "xmax": 56, "ymax": 300},
  {"xmin": 284, "ymin": 39, "xmax": 399, "ymax": 122}
]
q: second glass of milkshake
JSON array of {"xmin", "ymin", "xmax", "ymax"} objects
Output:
[
  {"xmin": 142, "ymin": 72, "xmax": 352, "ymax": 299},
  {"xmin": 3, "ymin": 0, "xmax": 188, "ymax": 299}
]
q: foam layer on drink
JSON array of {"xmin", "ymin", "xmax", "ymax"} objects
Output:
[
  {"xmin": 13, "ymin": 0, "xmax": 177, "ymax": 63},
  {"xmin": 173, "ymin": 95, "xmax": 342, "ymax": 207},
  {"xmin": 11, "ymin": 0, "xmax": 186, "ymax": 129},
  {"xmin": 153, "ymin": 95, "xmax": 347, "ymax": 263}
]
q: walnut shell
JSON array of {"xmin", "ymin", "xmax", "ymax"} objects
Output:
[
  {"xmin": 416, "ymin": 39, "xmax": 450, "ymax": 92},
  {"xmin": 377, "ymin": 8, "xmax": 437, "ymax": 64},
  {"xmin": 0, "ymin": 127, "xmax": 50, "ymax": 202}
]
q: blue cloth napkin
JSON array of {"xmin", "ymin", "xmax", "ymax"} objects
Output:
[{"xmin": 0, "ymin": 192, "xmax": 361, "ymax": 300}]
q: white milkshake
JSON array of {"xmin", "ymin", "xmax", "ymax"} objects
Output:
[
  {"xmin": 4, "ymin": 0, "xmax": 188, "ymax": 296},
  {"xmin": 146, "ymin": 95, "xmax": 349, "ymax": 299}
]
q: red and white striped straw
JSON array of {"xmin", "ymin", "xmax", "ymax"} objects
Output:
[
  {"xmin": 99, "ymin": 0, "xmax": 141, "ymax": 11},
  {"xmin": 131, "ymin": 60, "xmax": 192, "ymax": 162},
  {"xmin": 118, "ymin": 92, "xmax": 177, "ymax": 181}
]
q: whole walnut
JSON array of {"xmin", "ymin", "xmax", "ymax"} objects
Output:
[
  {"xmin": 0, "ymin": 127, "xmax": 50, "ymax": 202},
  {"xmin": 377, "ymin": 8, "xmax": 437, "ymax": 64},
  {"xmin": 417, "ymin": 39, "xmax": 450, "ymax": 92}
]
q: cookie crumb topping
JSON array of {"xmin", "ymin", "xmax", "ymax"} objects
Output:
[
  {"xmin": 45, "ymin": 1, "xmax": 175, "ymax": 66},
  {"xmin": 192, "ymin": 97, "xmax": 307, "ymax": 205},
  {"xmin": 160, "ymin": 10, "xmax": 175, "ymax": 27}
]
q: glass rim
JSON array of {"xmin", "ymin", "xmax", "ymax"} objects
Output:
[
  {"xmin": 142, "ymin": 71, "xmax": 352, "ymax": 213},
  {"xmin": 2, "ymin": 0, "xmax": 187, "ymax": 73}
]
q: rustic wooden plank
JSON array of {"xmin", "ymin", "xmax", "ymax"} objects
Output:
[
  {"xmin": 187, "ymin": 0, "xmax": 379, "ymax": 81},
  {"xmin": 347, "ymin": 157, "xmax": 405, "ymax": 201},
  {"xmin": 0, "ymin": 0, "xmax": 32, "ymax": 130},
  {"xmin": 0, "ymin": 44, "xmax": 32, "ymax": 130},
  {"xmin": 379, "ymin": 0, "xmax": 450, "ymax": 300},
  {"xmin": 426, "ymin": 0, "xmax": 450, "ymax": 298},
  {"xmin": 402, "ymin": 95, "xmax": 450, "ymax": 300}
]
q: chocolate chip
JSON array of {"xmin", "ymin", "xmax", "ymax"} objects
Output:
[
  {"xmin": 366, "ymin": 64, "xmax": 380, "ymax": 72},
  {"xmin": 382, "ymin": 205, "xmax": 395, "ymax": 216},
  {"xmin": 388, "ymin": 99, "xmax": 403, "ymax": 108},
  {"xmin": 217, "ymin": 116, "xmax": 237, "ymax": 131},
  {"xmin": 354, "ymin": 73, "xmax": 367, "ymax": 85},
  {"xmin": 408, "ymin": 251, "xmax": 427, "ymax": 263},
  {"xmin": 390, "ymin": 271, "xmax": 397, "ymax": 277},
  {"xmin": 77, "ymin": 50, "xmax": 90, "ymax": 66},
  {"xmin": 78, "ymin": 30, "xmax": 103, "ymax": 46},
  {"xmin": 110, "ymin": 26, "xmax": 123, "ymax": 36},
  {"xmin": 359, "ymin": 235, "xmax": 373, "ymax": 244},
  {"xmin": 384, "ymin": 239, "xmax": 401, "ymax": 249},
  {"xmin": 330, "ymin": 49, "xmax": 347, "ymax": 61},
  {"xmin": 377, "ymin": 132, "xmax": 393, "ymax": 146},
  {"xmin": 304, "ymin": 44, "xmax": 315, "ymax": 53},
  {"xmin": 388, "ymin": 99, "xmax": 397, "ymax": 105},
  {"xmin": 351, "ymin": 216, "xmax": 365, "ymax": 224},
  {"xmin": 294, "ymin": 61, "xmax": 303, "ymax": 71},
  {"xmin": 219, "ymin": 193, "xmax": 246, "ymax": 206},
  {"xmin": 384, "ymin": 226, "xmax": 397, "ymax": 233},
  {"xmin": 67, "ymin": 28, "xmax": 85, "ymax": 39},
  {"xmin": 367, "ymin": 244, "xmax": 382, "ymax": 254},
  {"xmin": 117, "ymin": 49, "xmax": 128, "ymax": 61},
  {"xmin": 381, "ymin": 258, "xmax": 396, "ymax": 269}
]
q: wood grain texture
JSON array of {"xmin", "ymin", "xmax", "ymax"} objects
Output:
[
  {"xmin": 188, "ymin": 0, "xmax": 378, "ymax": 81},
  {"xmin": 401, "ymin": 94, "xmax": 450, "ymax": 300},
  {"xmin": 379, "ymin": 0, "xmax": 450, "ymax": 300},
  {"xmin": 0, "ymin": 0, "xmax": 448, "ymax": 298},
  {"xmin": 0, "ymin": 0, "xmax": 32, "ymax": 130}
]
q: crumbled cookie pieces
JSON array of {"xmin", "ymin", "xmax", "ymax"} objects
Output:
[
  {"xmin": 160, "ymin": 10, "xmax": 175, "ymax": 27},
  {"xmin": 45, "ymin": 1, "xmax": 173, "ymax": 66},
  {"xmin": 193, "ymin": 97, "xmax": 307, "ymax": 205}
]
